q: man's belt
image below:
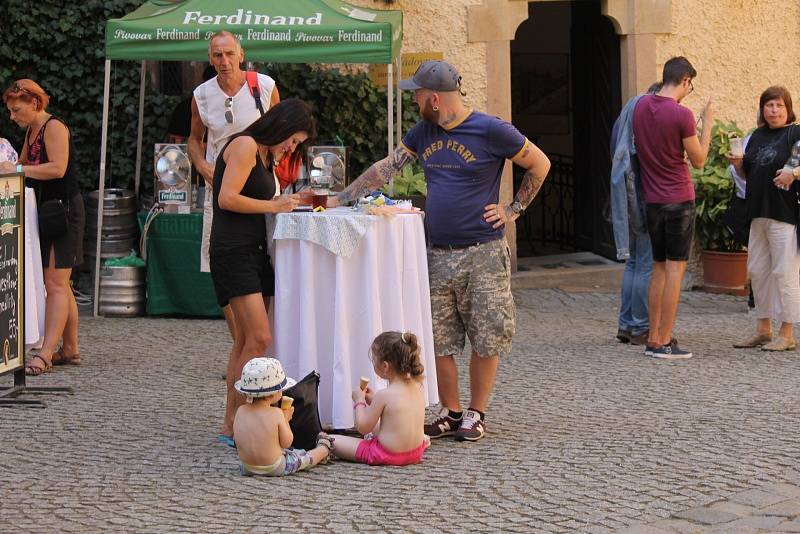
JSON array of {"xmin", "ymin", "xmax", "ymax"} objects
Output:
[{"xmin": 430, "ymin": 242, "xmax": 482, "ymax": 250}]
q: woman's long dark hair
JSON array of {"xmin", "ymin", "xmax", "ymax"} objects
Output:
[{"xmin": 240, "ymin": 98, "xmax": 317, "ymax": 169}]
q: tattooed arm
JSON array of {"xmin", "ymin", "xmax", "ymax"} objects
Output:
[
  {"xmin": 332, "ymin": 146, "xmax": 416, "ymax": 206},
  {"xmin": 483, "ymin": 139, "xmax": 551, "ymax": 229}
]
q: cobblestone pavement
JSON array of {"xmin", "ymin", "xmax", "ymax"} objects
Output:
[
  {"xmin": 621, "ymin": 481, "xmax": 800, "ymax": 533},
  {"xmin": 3, "ymin": 288, "xmax": 800, "ymax": 533}
]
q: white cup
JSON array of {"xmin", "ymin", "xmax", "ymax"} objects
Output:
[{"xmin": 729, "ymin": 137, "xmax": 744, "ymax": 158}]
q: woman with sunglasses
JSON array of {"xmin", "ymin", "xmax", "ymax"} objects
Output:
[
  {"xmin": 210, "ymin": 98, "xmax": 316, "ymax": 445},
  {"xmin": 0, "ymin": 79, "xmax": 84, "ymax": 375}
]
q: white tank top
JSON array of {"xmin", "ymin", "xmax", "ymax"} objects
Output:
[{"xmin": 193, "ymin": 73, "xmax": 276, "ymax": 165}]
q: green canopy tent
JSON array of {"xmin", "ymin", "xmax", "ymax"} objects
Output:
[{"xmin": 94, "ymin": 0, "xmax": 403, "ymax": 316}]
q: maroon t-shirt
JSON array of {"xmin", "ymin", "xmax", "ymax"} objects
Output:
[{"xmin": 632, "ymin": 95, "xmax": 697, "ymax": 203}]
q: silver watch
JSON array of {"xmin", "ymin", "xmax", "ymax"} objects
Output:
[{"xmin": 510, "ymin": 200, "xmax": 524, "ymax": 215}]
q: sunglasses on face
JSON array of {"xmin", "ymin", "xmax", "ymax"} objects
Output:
[
  {"xmin": 688, "ymin": 80, "xmax": 694, "ymax": 93},
  {"xmin": 224, "ymin": 97, "xmax": 233, "ymax": 124}
]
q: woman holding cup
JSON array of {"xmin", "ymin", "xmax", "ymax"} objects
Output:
[{"xmin": 731, "ymin": 86, "xmax": 800, "ymax": 351}]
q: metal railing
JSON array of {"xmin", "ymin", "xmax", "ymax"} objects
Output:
[{"xmin": 515, "ymin": 153, "xmax": 575, "ymax": 255}]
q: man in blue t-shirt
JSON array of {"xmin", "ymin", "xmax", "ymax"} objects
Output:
[{"xmin": 332, "ymin": 60, "xmax": 551, "ymax": 442}]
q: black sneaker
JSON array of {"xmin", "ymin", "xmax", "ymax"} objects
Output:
[
  {"xmin": 616, "ymin": 328, "xmax": 632, "ymax": 343},
  {"xmin": 424, "ymin": 407, "xmax": 462, "ymax": 439},
  {"xmin": 649, "ymin": 343, "xmax": 692, "ymax": 360},
  {"xmin": 644, "ymin": 345, "xmax": 658, "ymax": 357},
  {"xmin": 454, "ymin": 409, "xmax": 486, "ymax": 442}
]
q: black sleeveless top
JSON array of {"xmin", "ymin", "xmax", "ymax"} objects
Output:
[
  {"xmin": 25, "ymin": 116, "xmax": 80, "ymax": 203},
  {"xmin": 210, "ymin": 136, "xmax": 277, "ymax": 251},
  {"xmin": 744, "ymin": 124, "xmax": 800, "ymax": 225}
]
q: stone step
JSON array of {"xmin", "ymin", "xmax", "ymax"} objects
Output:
[{"xmin": 512, "ymin": 252, "xmax": 623, "ymax": 291}]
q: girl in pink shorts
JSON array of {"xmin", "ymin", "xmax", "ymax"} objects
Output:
[{"xmin": 332, "ymin": 331, "xmax": 430, "ymax": 466}]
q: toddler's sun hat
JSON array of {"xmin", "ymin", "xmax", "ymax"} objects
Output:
[{"xmin": 235, "ymin": 357, "xmax": 297, "ymax": 398}]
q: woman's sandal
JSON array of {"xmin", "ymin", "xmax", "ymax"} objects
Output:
[
  {"xmin": 51, "ymin": 347, "xmax": 81, "ymax": 366},
  {"xmin": 316, "ymin": 432, "xmax": 335, "ymax": 464},
  {"xmin": 25, "ymin": 354, "xmax": 52, "ymax": 376}
]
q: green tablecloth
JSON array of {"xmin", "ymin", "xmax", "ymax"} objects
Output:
[{"xmin": 138, "ymin": 212, "xmax": 222, "ymax": 317}]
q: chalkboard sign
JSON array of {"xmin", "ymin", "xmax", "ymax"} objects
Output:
[{"xmin": 0, "ymin": 172, "xmax": 23, "ymax": 377}]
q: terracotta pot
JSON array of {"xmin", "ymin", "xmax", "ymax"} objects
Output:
[{"xmin": 701, "ymin": 250, "xmax": 748, "ymax": 296}]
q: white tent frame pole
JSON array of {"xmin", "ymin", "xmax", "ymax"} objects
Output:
[
  {"xmin": 134, "ymin": 60, "xmax": 146, "ymax": 198},
  {"xmin": 395, "ymin": 55, "xmax": 401, "ymax": 149},
  {"xmin": 93, "ymin": 59, "xmax": 112, "ymax": 317},
  {"xmin": 387, "ymin": 62, "xmax": 394, "ymax": 196}
]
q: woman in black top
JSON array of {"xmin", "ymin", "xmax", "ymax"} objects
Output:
[
  {"xmin": 210, "ymin": 98, "xmax": 316, "ymax": 442},
  {"xmin": 731, "ymin": 86, "xmax": 800, "ymax": 351},
  {"xmin": 0, "ymin": 79, "xmax": 85, "ymax": 375}
]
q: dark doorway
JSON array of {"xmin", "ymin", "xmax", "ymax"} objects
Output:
[{"xmin": 511, "ymin": 0, "xmax": 621, "ymax": 259}]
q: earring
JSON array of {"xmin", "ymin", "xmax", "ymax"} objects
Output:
[{"xmin": 432, "ymin": 105, "xmax": 439, "ymax": 112}]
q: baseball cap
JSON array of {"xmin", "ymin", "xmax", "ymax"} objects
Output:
[{"xmin": 398, "ymin": 60, "xmax": 462, "ymax": 92}]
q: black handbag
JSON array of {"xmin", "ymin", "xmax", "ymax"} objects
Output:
[
  {"xmin": 282, "ymin": 370, "xmax": 323, "ymax": 450},
  {"xmin": 38, "ymin": 198, "xmax": 69, "ymax": 239}
]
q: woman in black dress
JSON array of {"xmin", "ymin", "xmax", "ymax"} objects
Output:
[
  {"xmin": 1, "ymin": 79, "xmax": 84, "ymax": 375},
  {"xmin": 210, "ymin": 98, "xmax": 316, "ymax": 443}
]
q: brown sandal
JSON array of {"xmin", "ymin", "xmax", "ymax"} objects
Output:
[
  {"xmin": 25, "ymin": 354, "xmax": 53, "ymax": 376},
  {"xmin": 51, "ymin": 347, "xmax": 81, "ymax": 366}
]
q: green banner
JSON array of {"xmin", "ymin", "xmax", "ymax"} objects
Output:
[{"xmin": 105, "ymin": 0, "xmax": 402, "ymax": 64}]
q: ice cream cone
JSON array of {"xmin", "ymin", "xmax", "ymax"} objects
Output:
[{"xmin": 359, "ymin": 377, "xmax": 369, "ymax": 391}]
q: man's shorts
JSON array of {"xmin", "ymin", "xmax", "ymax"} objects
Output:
[
  {"xmin": 209, "ymin": 243, "xmax": 275, "ymax": 307},
  {"xmin": 645, "ymin": 201, "xmax": 695, "ymax": 262},
  {"xmin": 427, "ymin": 239, "xmax": 515, "ymax": 359}
]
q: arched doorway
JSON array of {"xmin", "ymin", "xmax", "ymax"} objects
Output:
[{"xmin": 511, "ymin": 0, "xmax": 621, "ymax": 259}]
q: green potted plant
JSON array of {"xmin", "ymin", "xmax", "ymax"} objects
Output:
[
  {"xmin": 691, "ymin": 119, "xmax": 748, "ymax": 294},
  {"xmin": 383, "ymin": 162, "xmax": 427, "ymax": 209}
]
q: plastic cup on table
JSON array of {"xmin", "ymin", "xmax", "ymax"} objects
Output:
[{"xmin": 312, "ymin": 193, "xmax": 328, "ymax": 209}]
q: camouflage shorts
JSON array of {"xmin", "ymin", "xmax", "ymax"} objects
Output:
[{"xmin": 427, "ymin": 239, "xmax": 515, "ymax": 358}]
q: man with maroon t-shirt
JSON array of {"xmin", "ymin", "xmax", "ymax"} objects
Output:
[{"xmin": 633, "ymin": 56, "xmax": 713, "ymax": 359}]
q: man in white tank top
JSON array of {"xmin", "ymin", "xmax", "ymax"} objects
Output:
[
  {"xmin": 188, "ymin": 31, "xmax": 279, "ymax": 342},
  {"xmin": 189, "ymin": 31, "xmax": 278, "ymax": 272}
]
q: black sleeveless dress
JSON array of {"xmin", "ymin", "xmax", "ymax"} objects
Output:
[
  {"xmin": 209, "ymin": 136, "xmax": 277, "ymax": 307},
  {"xmin": 26, "ymin": 116, "xmax": 85, "ymax": 268}
]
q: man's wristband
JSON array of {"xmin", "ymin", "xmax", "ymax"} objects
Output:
[
  {"xmin": 353, "ymin": 401, "xmax": 367, "ymax": 410},
  {"xmin": 15, "ymin": 164, "xmax": 22, "ymax": 174}
]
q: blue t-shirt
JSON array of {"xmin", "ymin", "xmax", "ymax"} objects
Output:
[{"xmin": 401, "ymin": 111, "xmax": 527, "ymax": 245}]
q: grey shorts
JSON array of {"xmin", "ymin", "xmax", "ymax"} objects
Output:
[
  {"xmin": 427, "ymin": 239, "xmax": 515, "ymax": 358},
  {"xmin": 240, "ymin": 448, "xmax": 313, "ymax": 477}
]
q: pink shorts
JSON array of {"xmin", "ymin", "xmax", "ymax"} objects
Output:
[{"xmin": 355, "ymin": 436, "xmax": 428, "ymax": 466}]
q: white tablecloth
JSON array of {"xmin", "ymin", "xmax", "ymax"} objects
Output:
[
  {"xmin": 273, "ymin": 209, "xmax": 439, "ymax": 428},
  {"xmin": 24, "ymin": 187, "xmax": 45, "ymax": 350}
]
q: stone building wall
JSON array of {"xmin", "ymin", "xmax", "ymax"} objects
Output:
[
  {"xmin": 658, "ymin": 0, "xmax": 800, "ymax": 132},
  {"xmin": 352, "ymin": 0, "xmax": 800, "ymax": 133},
  {"xmin": 347, "ymin": 0, "xmax": 488, "ymax": 110}
]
